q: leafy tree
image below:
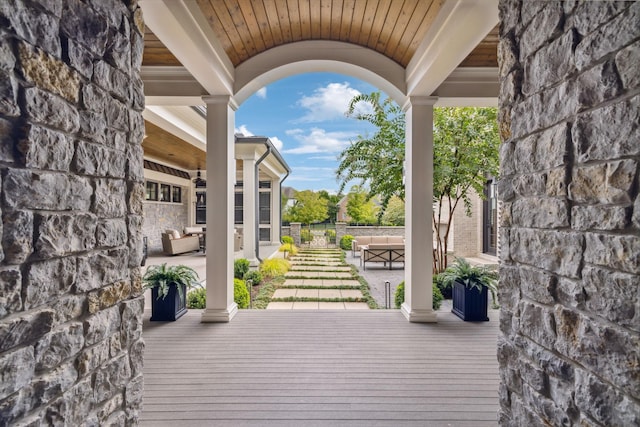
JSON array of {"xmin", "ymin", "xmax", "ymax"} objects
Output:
[
  {"xmin": 346, "ymin": 186, "xmax": 378, "ymax": 224},
  {"xmin": 317, "ymin": 190, "xmax": 342, "ymax": 223},
  {"xmin": 336, "ymin": 92, "xmax": 405, "ymax": 212},
  {"xmin": 381, "ymin": 196, "xmax": 404, "ymax": 226},
  {"xmin": 283, "ymin": 190, "xmax": 328, "ymax": 225},
  {"xmin": 337, "ymin": 91, "xmax": 499, "ymax": 272},
  {"xmin": 432, "ymin": 107, "xmax": 499, "ymax": 272}
]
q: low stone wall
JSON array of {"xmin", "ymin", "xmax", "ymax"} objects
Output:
[{"xmin": 0, "ymin": 1, "xmax": 145, "ymax": 424}]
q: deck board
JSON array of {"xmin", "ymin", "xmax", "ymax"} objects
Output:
[{"xmin": 141, "ymin": 309, "xmax": 499, "ymax": 425}]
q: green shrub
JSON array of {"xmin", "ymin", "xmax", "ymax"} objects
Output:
[
  {"xmin": 187, "ymin": 287, "xmax": 207, "ymax": 309},
  {"xmin": 234, "ymin": 278, "xmax": 250, "ymax": 309},
  {"xmin": 259, "ymin": 258, "xmax": 290, "ymax": 277},
  {"xmin": 395, "ymin": 281, "xmax": 443, "ymax": 310},
  {"xmin": 434, "ymin": 273, "xmax": 452, "ymax": 299},
  {"xmin": 281, "ymin": 236, "xmax": 294, "ymax": 244},
  {"xmin": 234, "ymin": 258, "xmax": 250, "ymax": 280},
  {"xmin": 326, "ymin": 229, "xmax": 336, "ymax": 240},
  {"xmin": 395, "ymin": 282, "xmax": 404, "ymax": 309},
  {"xmin": 278, "ymin": 243, "xmax": 298, "ymax": 257},
  {"xmin": 340, "ymin": 235, "xmax": 354, "ymax": 250},
  {"xmin": 243, "ymin": 270, "xmax": 263, "ymax": 286}
]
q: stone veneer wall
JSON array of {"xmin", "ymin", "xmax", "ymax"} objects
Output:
[
  {"xmin": 142, "ymin": 202, "xmax": 188, "ymax": 254},
  {"xmin": 0, "ymin": 0, "xmax": 145, "ymax": 424},
  {"xmin": 497, "ymin": 1, "xmax": 639, "ymax": 425}
]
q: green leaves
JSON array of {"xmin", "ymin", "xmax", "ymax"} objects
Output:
[
  {"xmin": 142, "ymin": 264, "xmax": 201, "ymax": 301},
  {"xmin": 283, "ymin": 190, "xmax": 329, "ymax": 224}
]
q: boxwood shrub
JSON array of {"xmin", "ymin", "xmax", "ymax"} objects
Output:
[
  {"xmin": 234, "ymin": 278, "xmax": 249, "ymax": 309},
  {"xmin": 234, "ymin": 258, "xmax": 250, "ymax": 280},
  {"xmin": 340, "ymin": 234, "xmax": 354, "ymax": 251},
  {"xmin": 394, "ymin": 281, "xmax": 443, "ymax": 310}
]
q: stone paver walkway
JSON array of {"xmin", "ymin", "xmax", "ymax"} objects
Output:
[{"xmin": 266, "ymin": 248, "xmax": 370, "ymax": 310}]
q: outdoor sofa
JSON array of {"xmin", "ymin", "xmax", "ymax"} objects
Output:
[
  {"xmin": 161, "ymin": 229, "xmax": 200, "ymax": 255},
  {"xmin": 351, "ymin": 235, "xmax": 405, "ymax": 256}
]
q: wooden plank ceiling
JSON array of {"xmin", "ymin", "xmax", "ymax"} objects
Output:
[
  {"xmin": 142, "ymin": 1, "xmax": 498, "ymax": 68},
  {"xmin": 143, "ymin": 121, "xmax": 205, "ymax": 171}
]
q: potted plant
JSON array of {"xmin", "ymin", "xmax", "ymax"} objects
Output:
[
  {"xmin": 143, "ymin": 264, "xmax": 200, "ymax": 321},
  {"xmin": 440, "ymin": 257, "xmax": 497, "ymax": 321}
]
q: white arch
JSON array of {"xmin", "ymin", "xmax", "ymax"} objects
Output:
[{"xmin": 233, "ymin": 41, "xmax": 407, "ymax": 105}]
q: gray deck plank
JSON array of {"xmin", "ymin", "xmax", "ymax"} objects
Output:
[{"xmin": 141, "ymin": 309, "xmax": 499, "ymax": 426}]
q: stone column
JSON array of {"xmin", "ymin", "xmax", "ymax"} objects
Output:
[
  {"xmin": 271, "ymin": 177, "xmax": 282, "ymax": 244},
  {"xmin": 201, "ymin": 95, "xmax": 237, "ymax": 322},
  {"xmin": 401, "ymin": 96, "xmax": 438, "ymax": 323},
  {"xmin": 290, "ymin": 222, "xmax": 302, "ymax": 246},
  {"xmin": 0, "ymin": 1, "xmax": 145, "ymax": 424},
  {"xmin": 497, "ymin": 2, "xmax": 640, "ymax": 425},
  {"xmin": 241, "ymin": 157, "xmax": 258, "ymax": 265},
  {"xmin": 336, "ymin": 222, "xmax": 347, "ymax": 248}
]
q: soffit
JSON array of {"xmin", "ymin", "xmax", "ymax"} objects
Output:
[{"xmin": 143, "ymin": 120, "xmax": 206, "ymax": 171}]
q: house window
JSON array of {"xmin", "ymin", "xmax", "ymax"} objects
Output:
[
  {"xmin": 172, "ymin": 186, "xmax": 182, "ymax": 203},
  {"xmin": 259, "ymin": 192, "xmax": 270, "ymax": 224},
  {"xmin": 195, "ymin": 191, "xmax": 206, "ymax": 224},
  {"xmin": 160, "ymin": 184, "xmax": 171, "ymax": 202},
  {"xmin": 145, "ymin": 181, "xmax": 158, "ymax": 201},
  {"xmin": 259, "ymin": 181, "xmax": 271, "ymax": 189},
  {"xmin": 234, "ymin": 193, "xmax": 243, "ymax": 224},
  {"xmin": 259, "ymin": 228, "xmax": 271, "ymax": 241}
]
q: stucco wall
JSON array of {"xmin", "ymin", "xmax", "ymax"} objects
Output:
[
  {"xmin": 498, "ymin": 2, "xmax": 639, "ymax": 425},
  {"xmin": 0, "ymin": 1, "xmax": 145, "ymax": 424}
]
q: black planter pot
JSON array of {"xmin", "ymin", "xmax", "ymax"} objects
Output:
[
  {"xmin": 150, "ymin": 283, "xmax": 188, "ymax": 321},
  {"xmin": 451, "ymin": 280, "xmax": 489, "ymax": 321}
]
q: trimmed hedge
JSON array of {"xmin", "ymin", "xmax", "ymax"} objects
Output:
[
  {"xmin": 340, "ymin": 234, "xmax": 354, "ymax": 251},
  {"xmin": 234, "ymin": 258, "xmax": 250, "ymax": 280},
  {"xmin": 234, "ymin": 278, "xmax": 250, "ymax": 308}
]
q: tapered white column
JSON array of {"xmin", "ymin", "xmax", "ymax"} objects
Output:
[
  {"xmin": 401, "ymin": 96, "xmax": 438, "ymax": 323},
  {"xmin": 201, "ymin": 95, "xmax": 238, "ymax": 322},
  {"xmin": 242, "ymin": 158, "xmax": 258, "ymax": 265}
]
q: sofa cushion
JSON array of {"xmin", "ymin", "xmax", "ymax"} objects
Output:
[
  {"xmin": 166, "ymin": 229, "xmax": 180, "ymax": 239},
  {"xmin": 371, "ymin": 236, "xmax": 387, "ymax": 244},
  {"xmin": 184, "ymin": 226, "xmax": 203, "ymax": 235},
  {"xmin": 387, "ymin": 236, "xmax": 404, "ymax": 244}
]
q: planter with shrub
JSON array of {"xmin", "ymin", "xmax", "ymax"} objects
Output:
[
  {"xmin": 143, "ymin": 264, "xmax": 200, "ymax": 321},
  {"xmin": 440, "ymin": 258, "xmax": 497, "ymax": 322}
]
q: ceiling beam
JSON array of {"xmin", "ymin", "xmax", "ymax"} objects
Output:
[
  {"xmin": 406, "ymin": 0, "xmax": 499, "ymax": 97},
  {"xmin": 139, "ymin": 0, "xmax": 234, "ymax": 95}
]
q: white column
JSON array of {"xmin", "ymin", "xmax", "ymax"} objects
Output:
[
  {"xmin": 401, "ymin": 96, "xmax": 438, "ymax": 323},
  {"xmin": 271, "ymin": 178, "xmax": 281, "ymax": 244},
  {"xmin": 242, "ymin": 157, "xmax": 258, "ymax": 265},
  {"xmin": 201, "ymin": 95, "xmax": 238, "ymax": 322}
]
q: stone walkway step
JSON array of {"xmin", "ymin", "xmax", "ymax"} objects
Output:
[
  {"xmin": 289, "ymin": 265, "xmax": 352, "ymax": 272},
  {"xmin": 272, "ymin": 289, "xmax": 364, "ymax": 299},
  {"xmin": 281, "ymin": 279, "xmax": 361, "ymax": 288},
  {"xmin": 265, "ymin": 248, "xmax": 371, "ymax": 310}
]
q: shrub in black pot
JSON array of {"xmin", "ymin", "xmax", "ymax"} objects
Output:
[
  {"xmin": 143, "ymin": 264, "xmax": 200, "ymax": 321},
  {"xmin": 440, "ymin": 258, "xmax": 497, "ymax": 322}
]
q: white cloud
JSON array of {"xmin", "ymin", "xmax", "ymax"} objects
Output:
[
  {"xmin": 234, "ymin": 124, "xmax": 283, "ymax": 151},
  {"xmin": 256, "ymin": 87, "xmax": 267, "ymax": 99},
  {"xmin": 283, "ymin": 127, "xmax": 355, "ymax": 154},
  {"xmin": 235, "ymin": 124, "xmax": 254, "ymax": 136},
  {"xmin": 294, "ymin": 82, "xmax": 362, "ymax": 123},
  {"xmin": 269, "ymin": 136, "xmax": 284, "ymax": 151}
]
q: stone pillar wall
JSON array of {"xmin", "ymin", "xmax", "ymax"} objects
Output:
[
  {"xmin": 0, "ymin": 1, "xmax": 145, "ymax": 425},
  {"xmin": 290, "ymin": 222, "xmax": 301, "ymax": 246},
  {"xmin": 335, "ymin": 222, "xmax": 347, "ymax": 247},
  {"xmin": 498, "ymin": 2, "xmax": 639, "ymax": 426}
]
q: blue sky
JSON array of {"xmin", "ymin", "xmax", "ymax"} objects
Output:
[{"xmin": 234, "ymin": 72, "xmax": 378, "ymax": 194}]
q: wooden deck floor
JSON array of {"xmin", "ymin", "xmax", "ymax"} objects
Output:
[{"xmin": 141, "ymin": 309, "xmax": 500, "ymax": 426}]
